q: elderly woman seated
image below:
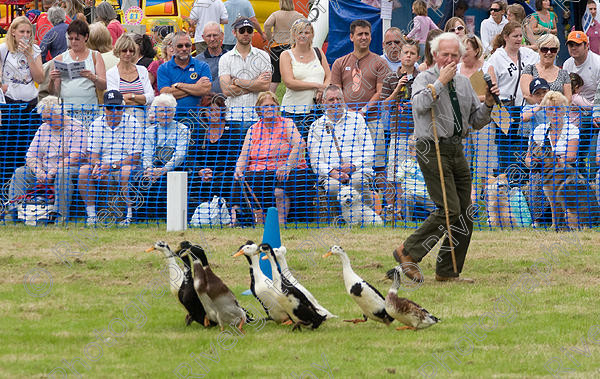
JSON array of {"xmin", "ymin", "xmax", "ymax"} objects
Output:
[
  {"xmin": 5, "ymin": 96, "xmax": 87, "ymax": 223},
  {"xmin": 133, "ymin": 93, "xmax": 189, "ymax": 219},
  {"xmin": 234, "ymin": 91, "xmax": 316, "ymax": 224},
  {"xmin": 525, "ymin": 91, "xmax": 598, "ymax": 229}
]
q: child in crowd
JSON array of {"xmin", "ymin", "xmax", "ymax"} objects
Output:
[
  {"xmin": 405, "ymin": 0, "xmax": 439, "ymax": 60},
  {"xmin": 571, "ymin": 73, "xmax": 593, "ymax": 127},
  {"xmin": 380, "ymin": 39, "xmax": 420, "ymax": 221},
  {"xmin": 521, "ymin": 78, "xmax": 550, "ymax": 138}
]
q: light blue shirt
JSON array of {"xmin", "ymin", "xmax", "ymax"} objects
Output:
[
  {"xmin": 223, "ymin": 0, "xmax": 255, "ymax": 45},
  {"xmin": 142, "ymin": 120, "xmax": 190, "ymax": 171}
]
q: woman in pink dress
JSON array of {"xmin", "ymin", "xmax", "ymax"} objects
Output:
[{"xmin": 406, "ymin": 0, "xmax": 439, "ymax": 60}]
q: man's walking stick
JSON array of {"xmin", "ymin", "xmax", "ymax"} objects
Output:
[{"xmin": 427, "ymin": 84, "xmax": 458, "ymax": 274}]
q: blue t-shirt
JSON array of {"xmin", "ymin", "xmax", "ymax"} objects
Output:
[
  {"xmin": 157, "ymin": 56, "xmax": 212, "ymax": 112},
  {"xmin": 521, "ymin": 104, "xmax": 546, "ymax": 138}
]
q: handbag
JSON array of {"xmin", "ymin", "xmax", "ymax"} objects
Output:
[
  {"xmin": 239, "ymin": 178, "xmax": 264, "ymax": 225},
  {"xmin": 11, "ymin": 184, "xmax": 57, "ymax": 226},
  {"xmin": 91, "ymin": 50, "xmax": 104, "ymax": 104}
]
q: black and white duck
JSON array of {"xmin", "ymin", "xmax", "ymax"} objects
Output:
[
  {"xmin": 273, "ymin": 245, "xmax": 337, "ymax": 320},
  {"xmin": 233, "ymin": 241, "xmax": 291, "ymax": 324},
  {"xmin": 323, "ymin": 245, "xmax": 394, "ymax": 325},
  {"xmin": 385, "ymin": 266, "xmax": 440, "ymax": 330},
  {"xmin": 260, "ymin": 243, "xmax": 326, "ymax": 331}
]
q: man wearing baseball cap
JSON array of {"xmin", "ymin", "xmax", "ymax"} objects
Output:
[
  {"xmin": 219, "ymin": 16, "xmax": 272, "ymax": 129},
  {"xmin": 78, "ymin": 90, "xmax": 143, "ymax": 226},
  {"xmin": 563, "ymin": 30, "xmax": 600, "ymax": 180}
]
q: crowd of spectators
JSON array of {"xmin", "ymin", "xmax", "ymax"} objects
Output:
[{"xmin": 1, "ymin": 1, "xmax": 600, "ymax": 229}]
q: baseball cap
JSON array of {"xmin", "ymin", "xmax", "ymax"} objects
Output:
[
  {"xmin": 567, "ymin": 30, "xmax": 588, "ymax": 44},
  {"xmin": 529, "ymin": 78, "xmax": 550, "ymax": 94},
  {"xmin": 103, "ymin": 90, "xmax": 124, "ymax": 106},
  {"xmin": 232, "ymin": 17, "xmax": 254, "ymax": 30}
]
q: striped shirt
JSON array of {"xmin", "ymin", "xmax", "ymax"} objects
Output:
[{"xmin": 119, "ymin": 76, "xmax": 145, "ymax": 95}]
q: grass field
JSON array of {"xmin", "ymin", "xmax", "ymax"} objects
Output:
[{"xmin": 1, "ymin": 225, "xmax": 600, "ymax": 378}]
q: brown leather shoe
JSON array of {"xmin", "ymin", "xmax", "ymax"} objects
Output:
[
  {"xmin": 435, "ymin": 275, "xmax": 475, "ymax": 283},
  {"xmin": 392, "ymin": 245, "xmax": 424, "ymax": 283}
]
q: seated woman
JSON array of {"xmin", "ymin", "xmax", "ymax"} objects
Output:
[
  {"xmin": 188, "ymin": 93, "xmax": 245, "ymax": 225},
  {"xmin": 5, "ymin": 96, "xmax": 87, "ymax": 223},
  {"xmin": 135, "ymin": 93, "xmax": 189, "ymax": 219},
  {"xmin": 234, "ymin": 91, "xmax": 316, "ymax": 224},
  {"xmin": 525, "ymin": 91, "xmax": 579, "ymax": 228}
]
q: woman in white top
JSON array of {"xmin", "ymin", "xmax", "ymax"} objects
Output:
[
  {"xmin": 484, "ymin": 21, "xmax": 539, "ymax": 181},
  {"xmin": 280, "ymin": 18, "xmax": 330, "ymax": 139},
  {"xmin": 0, "ymin": 16, "xmax": 44, "ymax": 110},
  {"xmin": 106, "ymin": 33, "xmax": 154, "ymax": 121},
  {"xmin": 87, "ymin": 22, "xmax": 119, "ymax": 71},
  {"xmin": 50, "ymin": 20, "xmax": 107, "ymax": 115},
  {"xmin": 525, "ymin": 91, "xmax": 579, "ymax": 226}
]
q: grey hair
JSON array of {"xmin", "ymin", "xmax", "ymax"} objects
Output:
[
  {"xmin": 48, "ymin": 6, "xmax": 66, "ymax": 26},
  {"xmin": 96, "ymin": 1, "xmax": 117, "ymax": 23},
  {"xmin": 37, "ymin": 96, "xmax": 61, "ymax": 113},
  {"xmin": 203, "ymin": 21, "xmax": 222, "ymax": 34},
  {"xmin": 430, "ymin": 32, "xmax": 466, "ymax": 56},
  {"xmin": 151, "ymin": 93, "xmax": 178, "ymax": 108},
  {"xmin": 324, "ymin": 84, "xmax": 343, "ymax": 97}
]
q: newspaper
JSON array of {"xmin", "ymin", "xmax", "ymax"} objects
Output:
[{"xmin": 54, "ymin": 60, "xmax": 86, "ymax": 80}]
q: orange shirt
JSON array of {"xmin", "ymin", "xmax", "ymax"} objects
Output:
[{"xmin": 247, "ymin": 116, "xmax": 307, "ymax": 172}]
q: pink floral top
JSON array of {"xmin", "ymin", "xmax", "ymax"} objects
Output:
[{"xmin": 247, "ymin": 116, "xmax": 307, "ymax": 171}]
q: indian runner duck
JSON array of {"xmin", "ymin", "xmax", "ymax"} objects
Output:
[
  {"xmin": 323, "ymin": 245, "xmax": 394, "ymax": 325},
  {"xmin": 385, "ymin": 266, "xmax": 440, "ymax": 330},
  {"xmin": 146, "ymin": 241, "xmax": 210, "ymax": 326},
  {"xmin": 182, "ymin": 241, "xmax": 247, "ymax": 332},
  {"xmin": 260, "ymin": 243, "xmax": 326, "ymax": 331},
  {"xmin": 233, "ymin": 241, "xmax": 291, "ymax": 324},
  {"xmin": 273, "ymin": 246, "xmax": 337, "ymax": 320}
]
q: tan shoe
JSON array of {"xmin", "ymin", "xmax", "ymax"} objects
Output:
[
  {"xmin": 392, "ymin": 244, "xmax": 424, "ymax": 283},
  {"xmin": 435, "ymin": 275, "xmax": 475, "ymax": 283}
]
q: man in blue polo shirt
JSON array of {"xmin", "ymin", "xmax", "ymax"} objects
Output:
[{"xmin": 157, "ymin": 31, "xmax": 212, "ymax": 115}]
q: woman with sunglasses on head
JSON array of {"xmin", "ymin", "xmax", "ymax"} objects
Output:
[
  {"xmin": 106, "ymin": 34, "xmax": 154, "ymax": 120},
  {"xmin": 49, "ymin": 20, "xmax": 107, "ymax": 121},
  {"xmin": 444, "ymin": 17, "xmax": 467, "ymax": 42},
  {"xmin": 520, "ymin": 34, "xmax": 571, "ymax": 106}
]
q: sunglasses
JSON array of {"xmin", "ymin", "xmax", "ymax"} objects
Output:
[
  {"xmin": 121, "ymin": 48, "xmax": 136, "ymax": 54},
  {"xmin": 237, "ymin": 26, "xmax": 254, "ymax": 35},
  {"xmin": 490, "ymin": 8, "xmax": 502, "ymax": 12},
  {"xmin": 385, "ymin": 40, "xmax": 402, "ymax": 46},
  {"xmin": 567, "ymin": 41, "xmax": 583, "ymax": 47},
  {"xmin": 540, "ymin": 47, "xmax": 558, "ymax": 54},
  {"xmin": 176, "ymin": 43, "xmax": 192, "ymax": 49},
  {"xmin": 105, "ymin": 105, "xmax": 124, "ymax": 112},
  {"xmin": 449, "ymin": 25, "xmax": 465, "ymax": 33}
]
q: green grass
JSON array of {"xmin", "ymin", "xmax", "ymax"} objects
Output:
[{"xmin": 1, "ymin": 226, "xmax": 599, "ymax": 378}]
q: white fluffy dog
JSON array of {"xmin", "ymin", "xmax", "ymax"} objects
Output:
[{"xmin": 337, "ymin": 186, "xmax": 384, "ymax": 226}]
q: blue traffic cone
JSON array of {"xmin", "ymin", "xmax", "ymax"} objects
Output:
[{"xmin": 242, "ymin": 207, "xmax": 281, "ymax": 295}]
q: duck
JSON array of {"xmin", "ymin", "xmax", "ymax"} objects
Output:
[
  {"xmin": 146, "ymin": 241, "xmax": 210, "ymax": 326},
  {"xmin": 322, "ymin": 245, "xmax": 394, "ymax": 325},
  {"xmin": 260, "ymin": 243, "xmax": 326, "ymax": 331},
  {"xmin": 180, "ymin": 241, "xmax": 248, "ymax": 332},
  {"xmin": 233, "ymin": 241, "xmax": 292, "ymax": 324},
  {"xmin": 273, "ymin": 245, "xmax": 337, "ymax": 320},
  {"xmin": 385, "ymin": 266, "xmax": 440, "ymax": 330}
]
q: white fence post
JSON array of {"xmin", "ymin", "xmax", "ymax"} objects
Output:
[{"xmin": 167, "ymin": 172, "xmax": 187, "ymax": 232}]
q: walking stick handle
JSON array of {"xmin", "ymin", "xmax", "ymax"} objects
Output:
[{"xmin": 427, "ymin": 84, "xmax": 458, "ymax": 274}]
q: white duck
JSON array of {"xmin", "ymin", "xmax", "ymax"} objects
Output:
[
  {"xmin": 273, "ymin": 246, "xmax": 337, "ymax": 320},
  {"xmin": 260, "ymin": 243, "xmax": 326, "ymax": 330},
  {"xmin": 233, "ymin": 241, "xmax": 291, "ymax": 324},
  {"xmin": 385, "ymin": 266, "xmax": 440, "ymax": 330},
  {"xmin": 323, "ymin": 245, "xmax": 394, "ymax": 325}
]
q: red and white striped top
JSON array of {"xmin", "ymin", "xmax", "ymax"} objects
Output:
[{"xmin": 119, "ymin": 76, "xmax": 145, "ymax": 95}]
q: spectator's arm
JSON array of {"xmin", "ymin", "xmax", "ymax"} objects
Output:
[
  {"xmin": 220, "ymin": 2, "xmax": 228, "ymax": 24},
  {"xmin": 264, "ymin": 13, "xmax": 275, "ymax": 43},
  {"xmin": 307, "ymin": 122, "xmax": 332, "ymax": 177},
  {"xmin": 116, "ymin": 153, "xmax": 140, "ymax": 168},
  {"xmin": 27, "ymin": 48, "xmax": 44, "ymax": 84},
  {"xmin": 330, "ymin": 59, "xmax": 342, "ymax": 88},
  {"xmin": 283, "ymin": 119, "xmax": 306, "ymax": 169},
  {"xmin": 141, "ymin": 126, "xmax": 155, "ymax": 169},
  {"xmin": 354, "ymin": 114, "xmax": 374, "ymax": 168},
  {"xmin": 235, "ymin": 72, "xmax": 271, "ymax": 93},
  {"xmin": 106, "ymin": 66, "xmax": 119, "ymax": 91},
  {"xmin": 89, "ymin": 152, "xmax": 102, "ymax": 166},
  {"xmin": 249, "ymin": 16, "xmax": 266, "ymax": 39},
  {"xmin": 220, "ymin": 74, "xmax": 251, "ymax": 96},
  {"xmin": 406, "ymin": 17, "xmax": 421, "ymax": 40},
  {"xmin": 563, "ymin": 83, "xmax": 572, "ymax": 105},
  {"xmin": 92, "ymin": 51, "xmax": 107, "ymax": 91},
  {"xmin": 564, "ymin": 138, "xmax": 579, "ymax": 163},
  {"xmin": 520, "ymin": 73, "xmax": 534, "ymax": 105},
  {"xmin": 40, "ymin": 31, "xmax": 51, "ymax": 64},
  {"xmin": 177, "ymin": 76, "xmax": 212, "ymax": 97},
  {"xmin": 522, "ymin": 106, "xmax": 541, "ymax": 122},
  {"xmin": 162, "ymin": 124, "xmax": 190, "ymax": 171},
  {"xmin": 234, "ymin": 129, "xmax": 252, "ymax": 179}
]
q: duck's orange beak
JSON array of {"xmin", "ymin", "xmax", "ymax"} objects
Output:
[
  {"xmin": 322, "ymin": 251, "xmax": 333, "ymax": 258},
  {"xmin": 232, "ymin": 250, "xmax": 244, "ymax": 258},
  {"xmin": 145, "ymin": 247, "xmax": 156, "ymax": 253}
]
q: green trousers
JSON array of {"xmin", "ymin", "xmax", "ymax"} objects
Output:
[{"xmin": 403, "ymin": 140, "xmax": 473, "ymax": 277}]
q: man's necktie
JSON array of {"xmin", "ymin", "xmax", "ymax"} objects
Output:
[{"xmin": 448, "ymin": 80, "xmax": 463, "ymax": 137}]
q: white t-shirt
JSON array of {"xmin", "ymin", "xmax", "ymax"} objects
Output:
[
  {"xmin": 483, "ymin": 47, "xmax": 539, "ymax": 106},
  {"xmin": 281, "ymin": 49, "xmax": 325, "ymax": 113},
  {"xmin": 563, "ymin": 51, "xmax": 600, "ymax": 103},
  {"xmin": 0, "ymin": 43, "xmax": 41, "ymax": 101},
  {"xmin": 480, "ymin": 16, "xmax": 508, "ymax": 54},
  {"xmin": 189, "ymin": 0, "xmax": 228, "ymax": 42},
  {"xmin": 219, "ymin": 46, "xmax": 272, "ymax": 121},
  {"xmin": 89, "ymin": 113, "xmax": 144, "ymax": 164},
  {"xmin": 530, "ymin": 122, "xmax": 579, "ymax": 157}
]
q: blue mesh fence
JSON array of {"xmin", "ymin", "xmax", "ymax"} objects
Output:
[{"xmin": 0, "ymin": 101, "xmax": 599, "ymax": 229}]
